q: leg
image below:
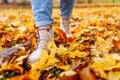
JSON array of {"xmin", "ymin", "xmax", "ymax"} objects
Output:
[
  {"xmin": 28, "ymin": 0, "xmax": 54, "ymax": 63},
  {"xmin": 60, "ymin": 0, "xmax": 75, "ymax": 38},
  {"xmin": 60, "ymin": 0, "xmax": 74, "ymax": 19},
  {"xmin": 31, "ymin": 0, "xmax": 54, "ymax": 27}
]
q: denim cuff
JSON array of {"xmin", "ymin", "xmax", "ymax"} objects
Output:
[
  {"xmin": 35, "ymin": 20, "xmax": 54, "ymax": 27},
  {"xmin": 61, "ymin": 15, "xmax": 71, "ymax": 19}
]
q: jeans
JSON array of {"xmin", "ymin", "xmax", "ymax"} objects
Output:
[{"xmin": 31, "ymin": 0, "xmax": 75, "ymax": 27}]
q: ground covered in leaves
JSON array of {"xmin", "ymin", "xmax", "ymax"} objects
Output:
[{"xmin": 0, "ymin": 7, "xmax": 120, "ymax": 80}]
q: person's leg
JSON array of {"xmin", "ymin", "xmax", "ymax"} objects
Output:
[
  {"xmin": 31, "ymin": 0, "xmax": 54, "ymax": 27},
  {"xmin": 60, "ymin": 0, "xmax": 74, "ymax": 38},
  {"xmin": 28, "ymin": 0, "xmax": 54, "ymax": 63},
  {"xmin": 60, "ymin": 0, "xmax": 74, "ymax": 19}
]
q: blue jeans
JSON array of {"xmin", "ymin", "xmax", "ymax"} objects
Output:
[{"xmin": 31, "ymin": 0, "xmax": 74, "ymax": 27}]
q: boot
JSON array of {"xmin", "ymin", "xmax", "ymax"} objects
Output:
[
  {"xmin": 28, "ymin": 27, "xmax": 54, "ymax": 63},
  {"xmin": 60, "ymin": 19, "xmax": 72, "ymax": 38}
]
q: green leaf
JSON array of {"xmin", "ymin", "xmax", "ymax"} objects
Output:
[
  {"xmin": 0, "ymin": 75, "xmax": 5, "ymax": 80},
  {"xmin": 10, "ymin": 41, "xmax": 16, "ymax": 46},
  {"xmin": 5, "ymin": 71, "xmax": 16, "ymax": 78},
  {"xmin": 55, "ymin": 53, "xmax": 61, "ymax": 58},
  {"xmin": 114, "ymin": 48, "xmax": 120, "ymax": 53},
  {"xmin": 54, "ymin": 69, "xmax": 61, "ymax": 77},
  {"xmin": 54, "ymin": 69, "xmax": 64, "ymax": 77}
]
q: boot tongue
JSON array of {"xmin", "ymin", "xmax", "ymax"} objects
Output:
[
  {"xmin": 62, "ymin": 19, "xmax": 70, "ymax": 26},
  {"xmin": 38, "ymin": 30, "xmax": 49, "ymax": 39}
]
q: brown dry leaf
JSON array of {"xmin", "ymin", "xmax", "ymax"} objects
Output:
[
  {"xmin": 77, "ymin": 67, "xmax": 96, "ymax": 80},
  {"xmin": 113, "ymin": 40, "xmax": 120, "ymax": 49}
]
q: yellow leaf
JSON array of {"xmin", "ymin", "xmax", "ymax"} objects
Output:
[
  {"xmin": 57, "ymin": 65, "xmax": 70, "ymax": 71},
  {"xmin": 0, "ymin": 45, "xmax": 3, "ymax": 50},
  {"xmin": 14, "ymin": 33, "xmax": 20, "ymax": 41},
  {"xmin": 108, "ymin": 71, "xmax": 120, "ymax": 80},
  {"xmin": 70, "ymin": 50, "xmax": 88, "ymax": 58},
  {"xmin": 0, "ymin": 64, "xmax": 23, "ymax": 74},
  {"xmin": 93, "ymin": 55, "xmax": 116, "ymax": 71}
]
